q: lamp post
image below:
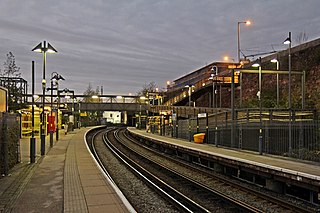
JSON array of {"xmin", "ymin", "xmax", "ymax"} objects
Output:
[
  {"xmin": 32, "ymin": 41, "xmax": 57, "ymax": 156},
  {"xmin": 284, "ymin": 32, "xmax": 292, "ymax": 154},
  {"xmin": 185, "ymin": 85, "xmax": 195, "ymax": 107},
  {"xmin": 210, "ymin": 66, "xmax": 218, "ymax": 108},
  {"xmin": 271, "ymin": 58, "xmax": 280, "ymax": 107},
  {"xmin": 237, "ymin": 20, "xmax": 251, "ymax": 62},
  {"xmin": 49, "ymin": 72, "xmax": 64, "ymax": 146},
  {"xmin": 252, "ymin": 57, "xmax": 263, "ymax": 155},
  {"xmin": 63, "ymin": 88, "xmax": 75, "ymax": 131},
  {"xmin": 30, "ymin": 61, "xmax": 36, "ymax": 163}
]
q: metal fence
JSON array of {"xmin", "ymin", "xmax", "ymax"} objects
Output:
[{"xmin": 151, "ymin": 108, "xmax": 319, "ymax": 161}]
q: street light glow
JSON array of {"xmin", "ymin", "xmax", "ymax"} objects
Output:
[
  {"xmin": 284, "ymin": 36, "xmax": 291, "ymax": 44},
  {"xmin": 237, "ymin": 20, "xmax": 252, "ymax": 62},
  {"xmin": 252, "ymin": 62, "xmax": 260, "ymax": 67}
]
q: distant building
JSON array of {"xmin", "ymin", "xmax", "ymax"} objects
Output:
[{"xmin": 103, "ymin": 111, "xmax": 121, "ymax": 124}]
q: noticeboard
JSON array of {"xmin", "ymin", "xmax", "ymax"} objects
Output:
[{"xmin": 0, "ymin": 86, "xmax": 8, "ymax": 112}]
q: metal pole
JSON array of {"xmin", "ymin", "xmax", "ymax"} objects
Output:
[
  {"xmin": 277, "ymin": 73, "xmax": 279, "ymax": 108},
  {"xmin": 276, "ymin": 61, "xmax": 279, "ymax": 108},
  {"xmin": 188, "ymin": 86, "xmax": 191, "ymax": 107},
  {"xmin": 41, "ymin": 41, "xmax": 46, "ymax": 156},
  {"xmin": 72, "ymin": 91, "xmax": 74, "ymax": 131},
  {"xmin": 237, "ymin": 22, "xmax": 240, "ymax": 62},
  {"xmin": 302, "ymin": 70, "xmax": 305, "ymax": 109},
  {"xmin": 56, "ymin": 90, "xmax": 60, "ymax": 140},
  {"xmin": 78, "ymin": 102, "xmax": 81, "ymax": 128},
  {"xmin": 288, "ymin": 32, "xmax": 292, "ymax": 155},
  {"xmin": 231, "ymin": 69, "xmax": 235, "ymax": 148},
  {"xmin": 258, "ymin": 64, "xmax": 263, "ymax": 155},
  {"xmin": 30, "ymin": 61, "xmax": 36, "ymax": 163},
  {"xmin": 212, "ymin": 75, "xmax": 215, "ymax": 108},
  {"xmin": 240, "ymin": 72, "xmax": 242, "ymax": 107},
  {"xmin": 50, "ymin": 78, "xmax": 53, "ymax": 147}
]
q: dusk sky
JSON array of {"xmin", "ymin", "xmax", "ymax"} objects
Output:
[{"xmin": 0, "ymin": 0, "xmax": 319, "ymax": 95}]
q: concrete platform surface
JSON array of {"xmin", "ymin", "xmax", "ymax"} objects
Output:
[{"xmin": 0, "ymin": 128, "xmax": 132, "ymax": 213}]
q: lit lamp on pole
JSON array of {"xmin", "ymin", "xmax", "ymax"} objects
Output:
[
  {"xmin": 209, "ymin": 66, "xmax": 218, "ymax": 108},
  {"xmin": 185, "ymin": 85, "xmax": 195, "ymax": 107},
  {"xmin": 237, "ymin": 20, "xmax": 251, "ymax": 63},
  {"xmin": 271, "ymin": 58, "xmax": 280, "ymax": 107},
  {"xmin": 252, "ymin": 57, "xmax": 263, "ymax": 155},
  {"xmin": 284, "ymin": 32, "xmax": 292, "ymax": 154},
  {"xmin": 32, "ymin": 41, "xmax": 57, "ymax": 156},
  {"xmin": 48, "ymin": 72, "xmax": 64, "ymax": 146},
  {"xmin": 63, "ymin": 88, "xmax": 75, "ymax": 131}
]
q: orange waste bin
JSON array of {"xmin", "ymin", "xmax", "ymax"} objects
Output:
[{"xmin": 193, "ymin": 133, "xmax": 205, "ymax": 143}]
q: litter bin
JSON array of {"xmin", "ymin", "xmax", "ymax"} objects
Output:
[{"xmin": 193, "ymin": 133, "xmax": 205, "ymax": 144}]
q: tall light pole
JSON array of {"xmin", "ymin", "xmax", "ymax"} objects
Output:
[
  {"xmin": 252, "ymin": 57, "xmax": 263, "ymax": 155},
  {"xmin": 271, "ymin": 58, "xmax": 280, "ymax": 107},
  {"xmin": 62, "ymin": 88, "xmax": 75, "ymax": 131},
  {"xmin": 237, "ymin": 20, "xmax": 251, "ymax": 63},
  {"xmin": 49, "ymin": 72, "xmax": 64, "ymax": 146},
  {"xmin": 185, "ymin": 85, "xmax": 195, "ymax": 107},
  {"xmin": 30, "ymin": 61, "xmax": 36, "ymax": 163},
  {"xmin": 32, "ymin": 41, "xmax": 57, "ymax": 156},
  {"xmin": 210, "ymin": 66, "xmax": 218, "ymax": 108},
  {"xmin": 284, "ymin": 32, "xmax": 292, "ymax": 154}
]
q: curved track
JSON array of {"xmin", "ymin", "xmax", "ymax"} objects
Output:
[{"xmin": 87, "ymin": 127, "xmax": 318, "ymax": 212}]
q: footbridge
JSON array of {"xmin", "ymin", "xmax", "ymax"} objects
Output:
[{"xmin": 26, "ymin": 94, "xmax": 149, "ymax": 113}]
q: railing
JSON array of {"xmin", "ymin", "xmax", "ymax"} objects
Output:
[
  {"xmin": 164, "ymin": 75, "xmax": 239, "ymax": 106},
  {"xmin": 147, "ymin": 108, "xmax": 319, "ymax": 162}
]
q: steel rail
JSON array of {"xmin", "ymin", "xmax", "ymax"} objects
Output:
[{"xmin": 104, "ymin": 128, "xmax": 210, "ymax": 213}]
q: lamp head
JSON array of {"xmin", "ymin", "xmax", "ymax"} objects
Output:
[
  {"xmin": 245, "ymin": 20, "xmax": 251, "ymax": 25},
  {"xmin": 51, "ymin": 74, "xmax": 65, "ymax": 81},
  {"xmin": 252, "ymin": 57, "xmax": 261, "ymax": 68},
  {"xmin": 47, "ymin": 43, "xmax": 58, "ymax": 53},
  {"xmin": 31, "ymin": 42, "xmax": 43, "ymax": 53},
  {"xmin": 283, "ymin": 37, "xmax": 291, "ymax": 44},
  {"xmin": 32, "ymin": 41, "xmax": 57, "ymax": 53},
  {"xmin": 271, "ymin": 59, "xmax": 278, "ymax": 63},
  {"xmin": 283, "ymin": 32, "xmax": 291, "ymax": 44}
]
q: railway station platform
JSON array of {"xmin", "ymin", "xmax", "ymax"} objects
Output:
[
  {"xmin": 0, "ymin": 127, "xmax": 133, "ymax": 213},
  {"xmin": 128, "ymin": 127, "xmax": 320, "ymax": 203}
]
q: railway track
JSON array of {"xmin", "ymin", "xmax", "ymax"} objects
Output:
[{"xmin": 87, "ymin": 127, "xmax": 318, "ymax": 212}]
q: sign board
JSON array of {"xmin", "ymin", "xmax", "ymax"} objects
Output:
[
  {"xmin": 198, "ymin": 113, "xmax": 207, "ymax": 118},
  {"xmin": 0, "ymin": 86, "xmax": 8, "ymax": 112}
]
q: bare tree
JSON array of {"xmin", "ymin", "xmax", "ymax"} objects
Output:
[
  {"xmin": 1, "ymin": 52, "xmax": 21, "ymax": 77},
  {"xmin": 137, "ymin": 81, "xmax": 159, "ymax": 97},
  {"xmin": 296, "ymin": 31, "xmax": 308, "ymax": 44},
  {"xmin": 83, "ymin": 83, "xmax": 98, "ymax": 102},
  {"xmin": 0, "ymin": 52, "xmax": 25, "ymax": 111}
]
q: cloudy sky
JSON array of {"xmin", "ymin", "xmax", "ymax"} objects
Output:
[{"xmin": 0, "ymin": 0, "xmax": 319, "ymax": 95}]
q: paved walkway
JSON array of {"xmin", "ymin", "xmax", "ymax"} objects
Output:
[{"xmin": 0, "ymin": 128, "xmax": 132, "ymax": 213}]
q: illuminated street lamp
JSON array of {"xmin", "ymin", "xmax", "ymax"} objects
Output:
[
  {"xmin": 284, "ymin": 32, "xmax": 292, "ymax": 154},
  {"xmin": 49, "ymin": 72, "xmax": 64, "ymax": 146},
  {"xmin": 209, "ymin": 66, "xmax": 218, "ymax": 108},
  {"xmin": 63, "ymin": 88, "xmax": 75, "ymax": 131},
  {"xmin": 252, "ymin": 57, "xmax": 263, "ymax": 155},
  {"xmin": 284, "ymin": 32, "xmax": 292, "ymax": 109},
  {"xmin": 185, "ymin": 85, "xmax": 195, "ymax": 107},
  {"xmin": 237, "ymin": 20, "xmax": 251, "ymax": 62},
  {"xmin": 32, "ymin": 41, "xmax": 57, "ymax": 156},
  {"xmin": 271, "ymin": 58, "xmax": 280, "ymax": 107}
]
